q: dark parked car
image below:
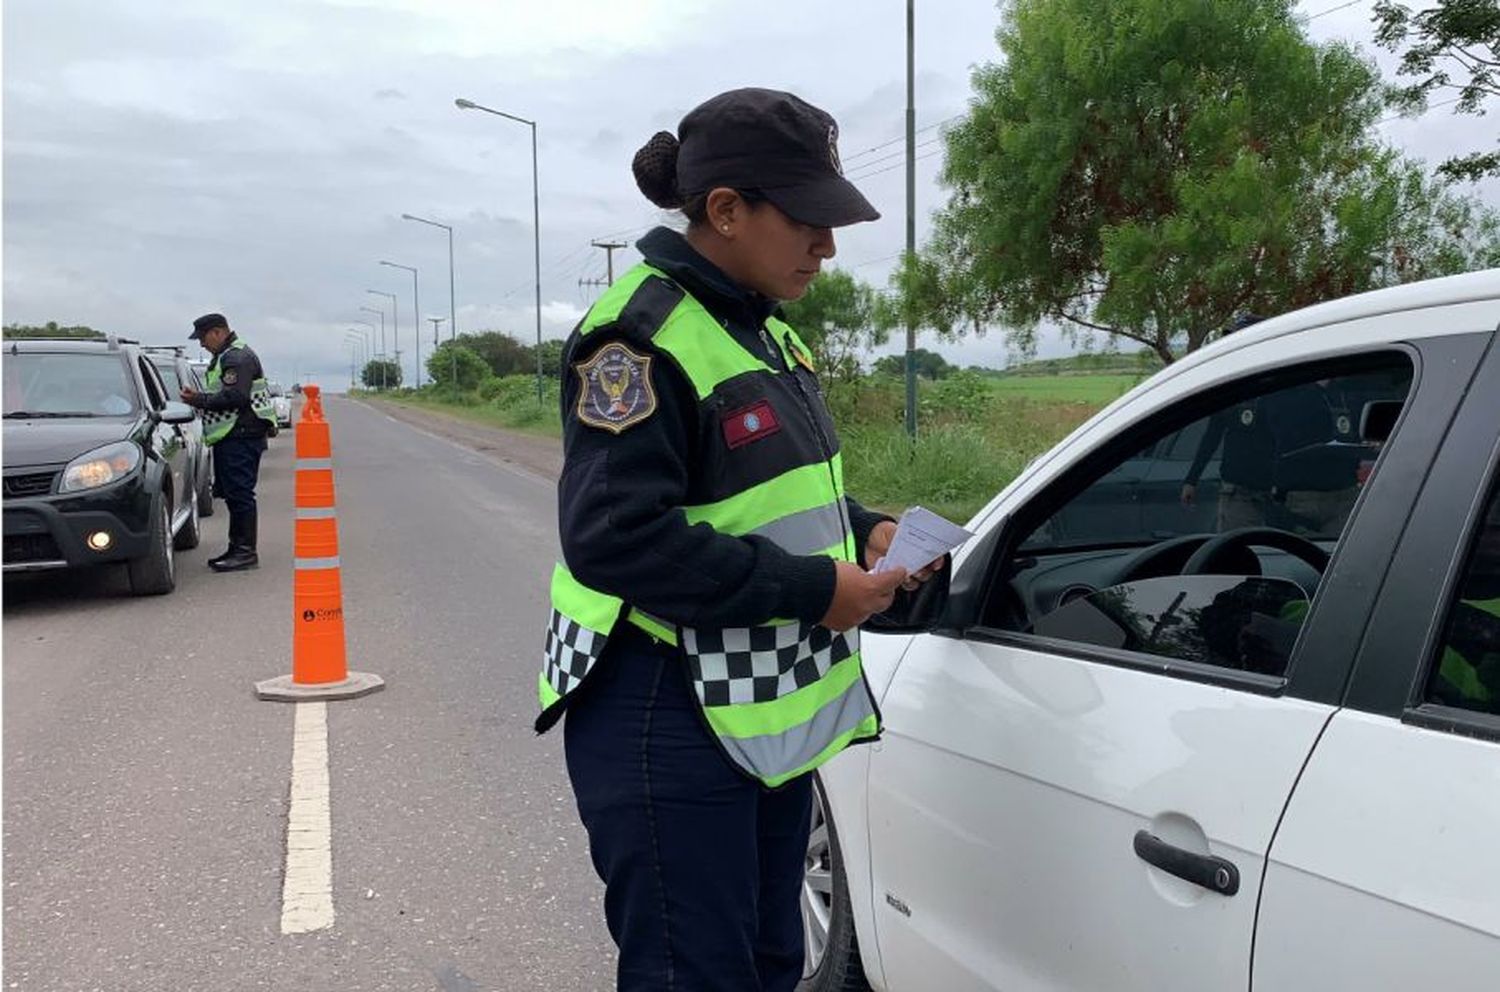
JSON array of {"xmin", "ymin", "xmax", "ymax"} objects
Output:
[
  {"xmin": 3, "ymin": 336, "xmax": 203, "ymax": 594},
  {"xmin": 143, "ymin": 345, "xmax": 214, "ymax": 517}
]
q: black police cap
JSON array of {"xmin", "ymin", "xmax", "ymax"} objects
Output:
[
  {"xmin": 675, "ymin": 88, "xmax": 879, "ymax": 228},
  {"xmin": 190, "ymin": 313, "xmax": 228, "ymax": 340}
]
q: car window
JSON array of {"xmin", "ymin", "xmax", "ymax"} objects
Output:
[
  {"xmin": 995, "ymin": 353, "xmax": 1414, "ymax": 679},
  {"xmin": 152, "ymin": 360, "xmax": 183, "ymax": 394},
  {"xmin": 137, "ymin": 357, "xmax": 167, "ymax": 410},
  {"xmin": 1424, "ymin": 484, "xmax": 1500, "ymax": 716},
  {"xmin": 2, "ymin": 353, "xmax": 139, "ymax": 417}
]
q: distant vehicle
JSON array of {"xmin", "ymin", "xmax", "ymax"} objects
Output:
[
  {"xmin": 3, "ymin": 336, "xmax": 203, "ymax": 594},
  {"xmin": 267, "ymin": 381, "xmax": 293, "ymax": 429},
  {"xmin": 803, "ymin": 269, "xmax": 1500, "ymax": 992},
  {"xmin": 143, "ymin": 346, "xmax": 214, "ymax": 517}
]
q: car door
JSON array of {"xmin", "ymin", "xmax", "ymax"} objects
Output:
[
  {"xmin": 1254, "ymin": 328, "xmax": 1500, "ymax": 990},
  {"xmin": 136, "ymin": 356, "xmax": 187, "ymax": 509},
  {"xmin": 864, "ymin": 334, "xmax": 1484, "ymax": 991}
]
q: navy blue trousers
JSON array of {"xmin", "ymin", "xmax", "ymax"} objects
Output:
[
  {"xmin": 564, "ymin": 624, "xmax": 813, "ymax": 992},
  {"xmin": 211, "ymin": 435, "xmax": 265, "ymax": 519}
]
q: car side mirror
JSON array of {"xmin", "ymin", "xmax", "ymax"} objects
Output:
[
  {"xmin": 931, "ymin": 514, "xmax": 1011, "ymax": 638},
  {"xmin": 159, "ymin": 401, "xmax": 196, "ymax": 425}
]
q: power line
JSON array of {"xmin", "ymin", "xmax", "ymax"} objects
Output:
[
  {"xmin": 840, "ymin": 114, "xmax": 964, "ymax": 167},
  {"xmin": 1376, "ymin": 95, "xmax": 1463, "ymax": 125},
  {"xmin": 847, "ymin": 147, "xmax": 944, "ymax": 182},
  {"xmin": 1305, "ymin": 0, "xmax": 1363, "ymax": 20},
  {"xmin": 842, "ymin": 135, "xmax": 946, "ymax": 176}
]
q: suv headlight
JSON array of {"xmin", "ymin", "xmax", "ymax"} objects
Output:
[{"xmin": 59, "ymin": 441, "xmax": 142, "ymax": 493}]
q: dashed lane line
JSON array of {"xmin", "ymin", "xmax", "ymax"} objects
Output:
[{"xmin": 281, "ymin": 702, "xmax": 334, "ymax": 934}]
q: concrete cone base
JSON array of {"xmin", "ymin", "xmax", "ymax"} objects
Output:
[{"xmin": 255, "ymin": 671, "xmax": 386, "ymax": 702}]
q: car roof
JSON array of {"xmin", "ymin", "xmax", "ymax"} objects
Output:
[{"xmin": 5, "ymin": 337, "xmax": 134, "ymax": 354}]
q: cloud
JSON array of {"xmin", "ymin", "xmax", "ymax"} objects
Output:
[{"xmin": 374, "ymin": 88, "xmax": 408, "ymax": 101}]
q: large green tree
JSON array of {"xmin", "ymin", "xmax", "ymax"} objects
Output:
[
  {"xmin": 2, "ymin": 322, "xmax": 105, "ymax": 339},
  {"xmin": 456, "ymin": 331, "xmax": 531, "ymax": 377},
  {"xmin": 779, "ymin": 270, "xmax": 887, "ymax": 381},
  {"xmin": 360, "ymin": 358, "xmax": 402, "ymax": 390},
  {"xmin": 426, "ymin": 342, "xmax": 491, "ymax": 391},
  {"xmin": 902, "ymin": 0, "xmax": 1500, "ymax": 364},
  {"xmin": 1375, "ymin": 0, "xmax": 1500, "ymax": 181}
]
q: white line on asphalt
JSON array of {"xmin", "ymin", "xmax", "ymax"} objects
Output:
[{"xmin": 281, "ymin": 702, "xmax": 334, "ymax": 934}]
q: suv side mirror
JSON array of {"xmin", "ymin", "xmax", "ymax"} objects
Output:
[
  {"xmin": 931, "ymin": 514, "xmax": 1011, "ymax": 638},
  {"xmin": 159, "ymin": 401, "xmax": 196, "ymax": 425}
]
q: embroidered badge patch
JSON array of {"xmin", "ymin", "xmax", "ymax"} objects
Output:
[
  {"xmin": 222, "ymin": 369, "xmax": 239, "ymax": 386},
  {"xmin": 722, "ymin": 400, "xmax": 782, "ymax": 450},
  {"xmin": 574, "ymin": 342, "xmax": 656, "ymax": 434}
]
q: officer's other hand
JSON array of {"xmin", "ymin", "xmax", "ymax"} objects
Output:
[
  {"xmin": 1180, "ymin": 483, "xmax": 1197, "ymax": 507},
  {"xmin": 863, "ymin": 519, "xmax": 946, "ymax": 591},
  {"xmin": 821, "ymin": 561, "xmax": 908, "ymax": 632}
]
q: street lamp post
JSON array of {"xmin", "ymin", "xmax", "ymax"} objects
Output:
[
  {"xmin": 455, "ymin": 96, "xmax": 543, "ymax": 403},
  {"xmin": 401, "ymin": 212, "xmax": 457, "ymax": 345},
  {"xmin": 366, "ymin": 289, "xmax": 399, "ymax": 388},
  {"xmin": 379, "ymin": 261, "xmax": 420, "ymax": 388},
  {"xmin": 358, "ymin": 306, "xmax": 386, "ymax": 389}
]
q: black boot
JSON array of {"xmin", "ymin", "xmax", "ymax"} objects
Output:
[
  {"xmin": 211, "ymin": 511, "xmax": 258, "ymax": 572},
  {"xmin": 209, "ymin": 514, "xmax": 243, "ymax": 567}
]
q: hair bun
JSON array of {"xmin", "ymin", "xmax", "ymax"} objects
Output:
[{"xmin": 632, "ymin": 131, "xmax": 684, "ymax": 209}]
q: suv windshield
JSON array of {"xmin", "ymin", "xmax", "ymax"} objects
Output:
[{"xmin": 3, "ymin": 353, "xmax": 138, "ymax": 417}]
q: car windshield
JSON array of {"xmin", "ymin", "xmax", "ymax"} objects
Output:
[
  {"xmin": 3, "ymin": 353, "xmax": 138, "ymax": 417},
  {"xmin": 151, "ymin": 360, "xmax": 183, "ymax": 394}
]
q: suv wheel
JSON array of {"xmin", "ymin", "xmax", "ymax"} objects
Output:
[
  {"xmin": 127, "ymin": 495, "xmax": 176, "ymax": 596},
  {"xmin": 799, "ymin": 774, "xmax": 872, "ymax": 992},
  {"xmin": 173, "ymin": 486, "xmax": 201, "ymax": 551}
]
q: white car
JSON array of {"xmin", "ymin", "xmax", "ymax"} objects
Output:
[
  {"xmin": 267, "ymin": 381, "xmax": 293, "ymax": 429},
  {"xmin": 803, "ymin": 269, "xmax": 1500, "ymax": 992}
]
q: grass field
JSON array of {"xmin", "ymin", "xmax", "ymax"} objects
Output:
[
  {"xmin": 373, "ymin": 370, "xmax": 1129, "ymax": 523},
  {"xmin": 988, "ymin": 373, "xmax": 1146, "ymax": 404}
]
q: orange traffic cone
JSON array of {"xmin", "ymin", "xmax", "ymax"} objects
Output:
[{"xmin": 255, "ymin": 385, "xmax": 384, "ymax": 701}]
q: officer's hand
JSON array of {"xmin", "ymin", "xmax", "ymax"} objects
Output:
[
  {"xmin": 863, "ymin": 519, "xmax": 946, "ymax": 592},
  {"xmin": 821, "ymin": 561, "xmax": 908, "ymax": 632},
  {"xmin": 1180, "ymin": 483, "xmax": 1197, "ymax": 507},
  {"xmin": 181, "ymin": 387, "xmax": 199, "ymax": 404}
]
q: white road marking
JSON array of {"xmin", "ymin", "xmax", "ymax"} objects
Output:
[{"xmin": 281, "ymin": 702, "xmax": 334, "ymax": 934}]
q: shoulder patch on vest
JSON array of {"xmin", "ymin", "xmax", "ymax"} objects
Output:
[
  {"xmin": 614, "ymin": 276, "xmax": 686, "ymax": 346},
  {"xmin": 222, "ymin": 368, "xmax": 239, "ymax": 386},
  {"xmin": 574, "ymin": 342, "xmax": 657, "ymax": 434}
]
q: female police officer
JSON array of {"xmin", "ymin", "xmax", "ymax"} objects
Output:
[{"xmin": 533, "ymin": 89, "xmax": 938, "ymax": 990}]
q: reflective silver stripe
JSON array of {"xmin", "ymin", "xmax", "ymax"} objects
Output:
[
  {"xmin": 748, "ymin": 500, "xmax": 847, "ymax": 556},
  {"xmin": 715, "ymin": 676, "xmax": 876, "ymax": 783},
  {"xmin": 295, "ymin": 507, "xmax": 337, "ymax": 520},
  {"xmin": 295, "ymin": 556, "xmax": 341, "ymax": 570},
  {"xmin": 296, "ymin": 458, "xmax": 334, "ymax": 470}
]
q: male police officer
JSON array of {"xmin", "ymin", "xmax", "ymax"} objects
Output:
[{"xmin": 180, "ymin": 313, "xmax": 277, "ymax": 571}]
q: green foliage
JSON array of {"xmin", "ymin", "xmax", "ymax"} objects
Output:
[
  {"xmin": 903, "ymin": 0, "xmax": 1500, "ymax": 363},
  {"xmin": 426, "ymin": 342, "xmax": 491, "ymax": 391},
  {"xmin": 361, "ymin": 358, "xmax": 402, "ymax": 389},
  {"xmin": 534, "ymin": 338, "xmax": 565, "ymax": 378},
  {"xmin": 455, "ymin": 331, "xmax": 532, "ymax": 376},
  {"xmin": 872, "ymin": 348, "xmax": 955, "ymax": 380},
  {"xmin": 2, "ymin": 322, "xmax": 106, "ymax": 339},
  {"xmin": 779, "ymin": 270, "xmax": 886, "ymax": 381},
  {"xmin": 1375, "ymin": 0, "xmax": 1500, "ymax": 181}
]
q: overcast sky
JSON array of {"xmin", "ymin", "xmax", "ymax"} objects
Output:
[{"xmin": 4, "ymin": 0, "xmax": 1497, "ymax": 389}]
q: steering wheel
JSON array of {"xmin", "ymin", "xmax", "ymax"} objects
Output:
[
  {"xmin": 1106, "ymin": 534, "xmax": 1217, "ymax": 587},
  {"xmin": 1182, "ymin": 527, "xmax": 1330, "ymax": 576}
]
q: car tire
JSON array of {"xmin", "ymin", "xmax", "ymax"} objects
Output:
[
  {"xmin": 197, "ymin": 460, "xmax": 215, "ymax": 517},
  {"xmin": 173, "ymin": 486, "xmax": 201, "ymax": 551},
  {"xmin": 127, "ymin": 494, "xmax": 176, "ymax": 596},
  {"xmin": 798, "ymin": 773, "xmax": 872, "ymax": 992}
]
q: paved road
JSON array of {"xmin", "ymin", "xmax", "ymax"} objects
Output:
[{"xmin": 4, "ymin": 397, "xmax": 614, "ymax": 991}]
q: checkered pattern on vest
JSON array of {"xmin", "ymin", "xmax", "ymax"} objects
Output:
[
  {"xmin": 542, "ymin": 609, "xmax": 604, "ymax": 697},
  {"xmin": 685, "ymin": 623, "xmax": 858, "ymax": 706}
]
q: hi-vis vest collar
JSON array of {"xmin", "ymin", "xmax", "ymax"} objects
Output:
[
  {"xmin": 201, "ymin": 340, "xmax": 277, "ymax": 445},
  {"xmin": 537, "ymin": 263, "xmax": 879, "ymax": 788}
]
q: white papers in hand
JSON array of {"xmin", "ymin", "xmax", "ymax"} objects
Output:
[{"xmin": 872, "ymin": 506, "xmax": 973, "ymax": 575}]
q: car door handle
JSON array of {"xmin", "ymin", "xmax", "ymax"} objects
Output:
[{"xmin": 1133, "ymin": 830, "xmax": 1240, "ymax": 896}]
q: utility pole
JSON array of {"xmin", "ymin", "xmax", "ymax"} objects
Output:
[
  {"xmin": 904, "ymin": 0, "xmax": 918, "ymax": 441},
  {"xmin": 427, "ymin": 316, "xmax": 450, "ymax": 388},
  {"xmin": 590, "ymin": 240, "xmax": 628, "ymax": 286}
]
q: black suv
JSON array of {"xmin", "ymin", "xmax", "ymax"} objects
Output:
[{"xmin": 3, "ymin": 336, "xmax": 203, "ymax": 594}]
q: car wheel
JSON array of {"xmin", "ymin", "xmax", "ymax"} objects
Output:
[
  {"xmin": 197, "ymin": 460, "xmax": 215, "ymax": 517},
  {"xmin": 127, "ymin": 494, "xmax": 176, "ymax": 596},
  {"xmin": 798, "ymin": 773, "xmax": 872, "ymax": 992},
  {"xmin": 173, "ymin": 486, "xmax": 201, "ymax": 551}
]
